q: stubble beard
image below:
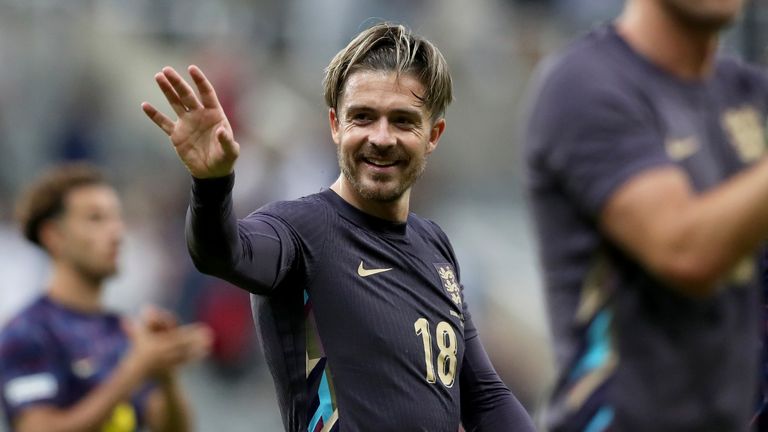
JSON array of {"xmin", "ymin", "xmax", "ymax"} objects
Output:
[
  {"xmin": 660, "ymin": 0, "xmax": 740, "ymax": 32},
  {"xmin": 338, "ymin": 146, "xmax": 427, "ymax": 203},
  {"xmin": 72, "ymin": 256, "xmax": 118, "ymax": 287}
]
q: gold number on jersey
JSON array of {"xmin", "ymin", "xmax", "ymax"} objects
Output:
[
  {"xmin": 436, "ymin": 320, "xmax": 458, "ymax": 387},
  {"xmin": 414, "ymin": 318, "xmax": 457, "ymax": 387},
  {"xmin": 414, "ymin": 318, "xmax": 436, "ymax": 383}
]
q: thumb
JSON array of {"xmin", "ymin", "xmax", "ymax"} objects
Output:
[
  {"xmin": 121, "ymin": 317, "xmax": 139, "ymax": 341},
  {"xmin": 217, "ymin": 127, "xmax": 239, "ymax": 159}
]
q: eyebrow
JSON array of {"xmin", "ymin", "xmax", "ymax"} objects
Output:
[{"xmin": 344, "ymin": 105, "xmax": 422, "ymax": 118}]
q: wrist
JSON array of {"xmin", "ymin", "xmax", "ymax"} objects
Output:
[
  {"xmin": 191, "ymin": 173, "xmax": 235, "ymax": 202},
  {"xmin": 121, "ymin": 350, "xmax": 152, "ymax": 381}
]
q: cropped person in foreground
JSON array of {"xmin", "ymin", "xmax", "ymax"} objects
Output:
[{"xmin": 525, "ymin": 0, "xmax": 768, "ymax": 430}]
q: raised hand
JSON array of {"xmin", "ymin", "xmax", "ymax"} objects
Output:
[{"xmin": 142, "ymin": 65, "xmax": 239, "ymax": 179}]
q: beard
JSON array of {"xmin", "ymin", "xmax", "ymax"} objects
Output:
[
  {"xmin": 660, "ymin": 0, "xmax": 742, "ymax": 32},
  {"xmin": 70, "ymin": 254, "xmax": 119, "ymax": 286},
  {"xmin": 338, "ymin": 144, "xmax": 427, "ymax": 203}
]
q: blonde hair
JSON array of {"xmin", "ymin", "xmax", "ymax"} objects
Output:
[{"xmin": 323, "ymin": 22, "xmax": 453, "ymax": 121}]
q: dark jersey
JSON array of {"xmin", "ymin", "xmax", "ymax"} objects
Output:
[
  {"xmin": 0, "ymin": 296, "xmax": 152, "ymax": 431},
  {"xmin": 187, "ymin": 175, "xmax": 534, "ymax": 432},
  {"xmin": 525, "ymin": 25, "xmax": 768, "ymax": 432}
]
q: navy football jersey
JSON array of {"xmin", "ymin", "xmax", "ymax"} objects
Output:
[
  {"xmin": 0, "ymin": 296, "xmax": 152, "ymax": 431},
  {"xmin": 187, "ymin": 175, "xmax": 534, "ymax": 432},
  {"xmin": 525, "ymin": 24, "xmax": 768, "ymax": 432}
]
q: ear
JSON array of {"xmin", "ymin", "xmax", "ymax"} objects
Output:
[
  {"xmin": 426, "ymin": 118, "xmax": 446, "ymax": 155},
  {"xmin": 329, "ymin": 108, "xmax": 341, "ymax": 145},
  {"xmin": 38, "ymin": 219, "xmax": 63, "ymax": 257}
]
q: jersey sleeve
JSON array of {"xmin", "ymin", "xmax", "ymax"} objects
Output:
[
  {"xmin": 0, "ymin": 324, "xmax": 66, "ymax": 423},
  {"xmin": 525, "ymin": 58, "xmax": 674, "ymax": 218},
  {"xmin": 421, "ymin": 220, "xmax": 536, "ymax": 430},
  {"xmin": 186, "ymin": 174, "xmax": 297, "ymax": 295},
  {"xmin": 459, "ymin": 313, "xmax": 536, "ymax": 432}
]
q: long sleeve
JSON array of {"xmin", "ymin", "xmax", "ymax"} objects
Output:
[
  {"xmin": 459, "ymin": 320, "xmax": 536, "ymax": 432},
  {"xmin": 185, "ymin": 174, "xmax": 291, "ymax": 295}
]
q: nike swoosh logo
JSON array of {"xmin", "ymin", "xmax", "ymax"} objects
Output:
[
  {"xmin": 357, "ymin": 261, "xmax": 392, "ymax": 277},
  {"xmin": 665, "ymin": 136, "xmax": 699, "ymax": 161}
]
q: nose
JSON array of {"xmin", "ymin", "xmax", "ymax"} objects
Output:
[{"xmin": 369, "ymin": 118, "xmax": 396, "ymax": 148}]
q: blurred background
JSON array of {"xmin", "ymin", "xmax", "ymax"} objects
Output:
[{"xmin": 0, "ymin": 0, "xmax": 766, "ymax": 430}]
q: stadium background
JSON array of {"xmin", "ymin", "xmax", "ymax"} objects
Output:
[{"xmin": 0, "ymin": 0, "xmax": 765, "ymax": 430}]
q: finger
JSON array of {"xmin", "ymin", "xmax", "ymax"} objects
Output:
[
  {"xmin": 162, "ymin": 66, "xmax": 203, "ymax": 111},
  {"xmin": 141, "ymin": 305, "xmax": 177, "ymax": 332},
  {"xmin": 156, "ymin": 308, "xmax": 179, "ymax": 329},
  {"xmin": 154, "ymin": 72, "xmax": 187, "ymax": 117},
  {"xmin": 188, "ymin": 65, "xmax": 221, "ymax": 110},
  {"xmin": 141, "ymin": 102, "xmax": 175, "ymax": 136},
  {"xmin": 217, "ymin": 127, "xmax": 239, "ymax": 159},
  {"xmin": 181, "ymin": 325, "xmax": 213, "ymax": 359}
]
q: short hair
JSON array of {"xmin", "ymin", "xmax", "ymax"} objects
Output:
[
  {"xmin": 323, "ymin": 22, "xmax": 453, "ymax": 121},
  {"xmin": 15, "ymin": 163, "xmax": 107, "ymax": 247}
]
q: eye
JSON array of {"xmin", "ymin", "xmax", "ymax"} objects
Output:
[
  {"xmin": 393, "ymin": 116, "xmax": 417, "ymax": 128},
  {"xmin": 350, "ymin": 112, "xmax": 372, "ymax": 124},
  {"xmin": 87, "ymin": 212, "xmax": 106, "ymax": 223}
]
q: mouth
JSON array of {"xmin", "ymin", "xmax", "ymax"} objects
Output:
[{"xmin": 361, "ymin": 157, "xmax": 402, "ymax": 169}]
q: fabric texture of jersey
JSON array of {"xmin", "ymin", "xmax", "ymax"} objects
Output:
[
  {"xmin": 525, "ymin": 24, "xmax": 768, "ymax": 432},
  {"xmin": 187, "ymin": 176, "xmax": 534, "ymax": 432},
  {"xmin": 0, "ymin": 296, "xmax": 152, "ymax": 431}
]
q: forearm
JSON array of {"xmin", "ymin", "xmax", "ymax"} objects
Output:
[
  {"xmin": 652, "ymin": 158, "xmax": 768, "ymax": 290},
  {"xmin": 186, "ymin": 174, "xmax": 284, "ymax": 293},
  {"xmin": 16, "ymin": 356, "xmax": 147, "ymax": 432},
  {"xmin": 682, "ymin": 158, "xmax": 768, "ymax": 269},
  {"xmin": 147, "ymin": 373, "xmax": 192, "ymax": 432},
  {"xmin": 459, "ymin": 336, "xmax": 535, "ymax": 432},
  {"xmin": 602, "ymin": 158, "xmax": 768, "ymax": 295},
  {"xmin": 186, "ymin": 174, "xmax": 240, "ymax": 272}
]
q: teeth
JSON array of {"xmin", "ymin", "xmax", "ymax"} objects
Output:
[{"xmin": 365, "ymin": 158, "xmax": 396, "ymax": 167}]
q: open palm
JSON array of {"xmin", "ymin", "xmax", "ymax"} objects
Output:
[{"xmin": 142, "ymin": 65, "xmax": 239, "ymax": 179}]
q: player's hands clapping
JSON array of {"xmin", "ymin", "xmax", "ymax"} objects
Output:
[
  {"xmin": 142, "ymin": 65, "xmax": 239, "ymax": 179},
  {"xmin": 124, "ymin": 306, "xmax": 213, "ymax": 378}
]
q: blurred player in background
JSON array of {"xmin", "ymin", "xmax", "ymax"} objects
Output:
[
  {"xmin": 0, "ymin": 163, "xmax": 212, "ymax": 432},
  {"xmin": 525, "ymin": 0, "xmax": 768, "ymax": 430},
  {"xmin": 142, "ymin": 22, "xmax": 535, "ymax": 432}
]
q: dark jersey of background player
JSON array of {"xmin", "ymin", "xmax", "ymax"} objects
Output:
[
  {"xmin": 187, "ymin": 175, "xmax": 533, "ymax": 432},
  {"xmin": 525, "ymin": 25, "xmax": 768, "ymax": 431},
  {"xmin": 757, "ymin": 250, "xmax": 768, "ymax": 430},
  {"xmin": 0, "ymin": 296, "xmax": 153, "ymax": 431}
]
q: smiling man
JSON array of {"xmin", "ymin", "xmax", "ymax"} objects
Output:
[{"xmin": 142, "ymin": 23, "xmax": 534, "ymax": 432}]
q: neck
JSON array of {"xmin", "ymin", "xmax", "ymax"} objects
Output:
[
  {"xmin": 617, "ymin": 1, "xmax": 720, "ymax": 80},
  {"xmin": 47, "ymin": 261, "xmax": 103, "ymax": 313},
  {"xmin": 330, "ymin": 176, "xmax": 410, "ymax": 223}
]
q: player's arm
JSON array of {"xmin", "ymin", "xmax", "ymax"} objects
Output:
[
  {"xmin": 529, "ymin": 65, "xmax": 768, "ymax": 298},
  {"xmin": 144, "ymin": 372, "xmax": 192, "ymax": 432},
  {"xmin": 9, "ymin": 321, "xmax": 210, "ymax": 432},
  {"xmin": 14, "ymin": 356, "xmax": 152, "ymax": 432},
  {"xmin": 184, "ymin": 174, "xmax": 289, "ymax": 293},
  {"xmin": 142, "ymin": 307, "xmax": 201, "ymax": 432},
  {"xmin": 458, "ymin": 314, "xmax": 535, "ymax": 432},
  {"xmin": 600, "ymin": 159, "xmax": 768, "ymax": 297},
  {"xmin": 142, "ymin": 66, "xmax": 288, "ymax": 293}
]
